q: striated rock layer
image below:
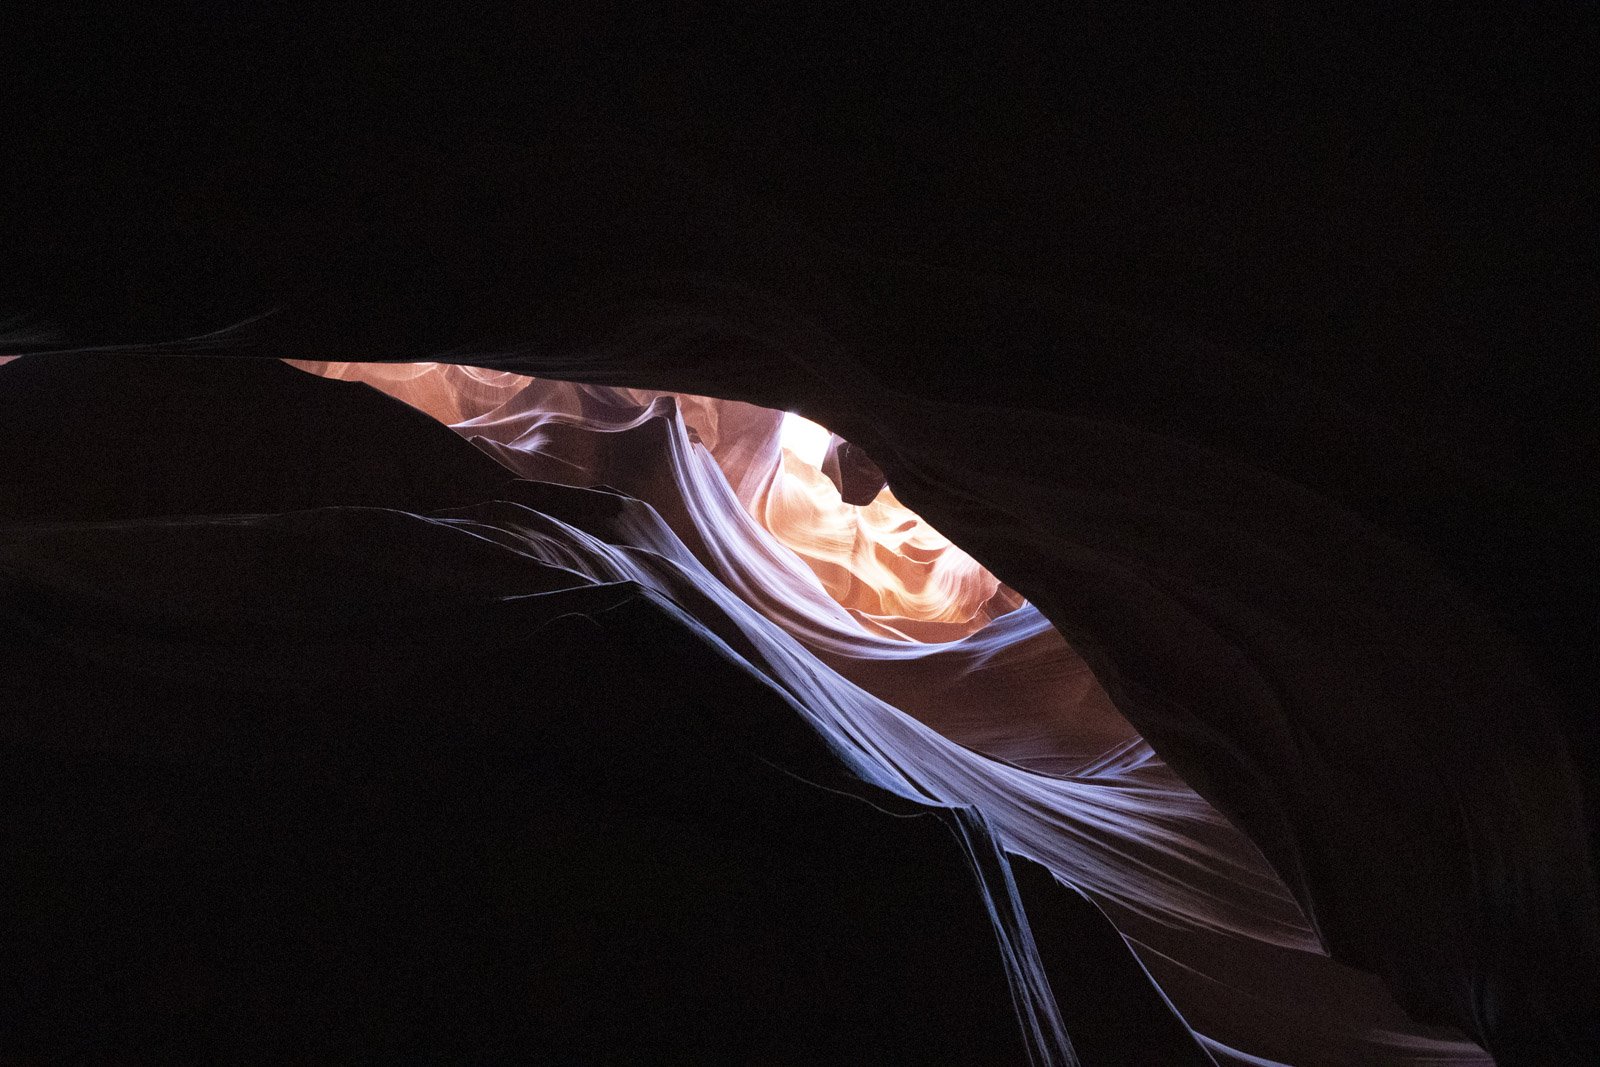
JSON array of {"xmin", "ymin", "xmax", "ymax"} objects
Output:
[{"xmin": 6, "ymin": 353, "xmax": 1550, "ymax": 1065}]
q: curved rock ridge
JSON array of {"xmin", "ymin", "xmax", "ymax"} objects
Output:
[
  {"xmin": 4, "ymin": 354, "xmax": 1505, "ymax": 1064},
  {"xmin": 269, "ymin": 359, "xmax": 1508, "ymax": 1062}
]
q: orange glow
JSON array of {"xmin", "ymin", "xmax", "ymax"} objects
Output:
[
  {"xmin": 759, "ymin": 413, "xmax": 1019, "ymax": 640},
  {"xmin": 285, "ymin": 360, "xmax": 1016, "ymax": 640}
]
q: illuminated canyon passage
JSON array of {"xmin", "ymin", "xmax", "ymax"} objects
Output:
[
  {"xmin": 248, "ymin": 359, "xmax": 1498, "ymax": 1066},
  {"xmin": 1, "ymin": 333, "xmax": 1593, "ymax": 1064}
]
